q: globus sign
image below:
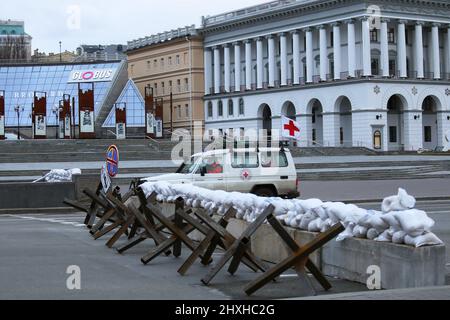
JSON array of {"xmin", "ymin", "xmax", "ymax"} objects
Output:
[{"xmin": 68, "ymin": 68, "xmax": 117, "ymax": 83}]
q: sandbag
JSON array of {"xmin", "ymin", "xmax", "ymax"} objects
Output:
[
  {"xmin": 382, "ymin": 188, "xmax": 416, "ymax": 213},
  {"xmin": 404, "ymin": 233, "xmax": 443, "ymax": 248},
  {"xmin": 336, "ymin": 222, "xmax": 355, "ymax": 242},
  {"xmin": 393, "ymin": 210, "xmax": 435, "ymax": 237},
  {"xmin": 392, "ymin": 231, "xmax": 407, "ymax": 244}
]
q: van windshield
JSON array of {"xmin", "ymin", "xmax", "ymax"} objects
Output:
[{"xmin": 176, "ymin": 156, "xmax": 200, "ymax": 174}]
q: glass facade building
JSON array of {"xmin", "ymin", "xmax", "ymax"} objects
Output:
[
  {"xmin": 102, "ymin": 80, "xmax": 145, "ymax": 128},
  {"xmin": 0, "ymin": 61, "xmax": 145, "ymax": 129}
]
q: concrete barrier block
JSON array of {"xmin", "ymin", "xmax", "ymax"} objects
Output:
[{"xmin": 322, "ymin": 237, "xmax": 446, "ymax": 289}]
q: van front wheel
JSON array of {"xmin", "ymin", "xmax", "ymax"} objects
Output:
[{"xmin": 252, "ymin": 186, "xmax": 277, "ymax": 198}]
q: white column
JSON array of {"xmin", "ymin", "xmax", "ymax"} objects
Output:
[
  {"xmin": 415, "ymin": 22, "xmax": 424, "ymax": 79},
  {"xmin": 213, "ymin": 46, "xmax": 221, "ymax": 94},
  {"xmin": 361, "ymin": 17, "xmax": 372, "ymax": 76},
  {"xmin": 446, "ymin": 26, "xmax": 450, "ymax": 75},
  {"xmin": 397, "ymin": 20, "xmax": 407, "ymax": 78},
  {"xmin": 256, "ymin": 37, "xmax": 263, "ymax": 89},
  {"xmin": 305, "ymin": 28, "xmax": 313, "ymax": 83},
  {"xmin": 346, "ymin": 20, "xmax": 356, "ymax": 77},
  {"xmin": 204, "ymin": 48, "xmax": 212, "ymax": 94},
  {"xmin": 432, "ymin": 23, "xmax": 441, "ymax": 79},
  {"xmin": 292, "ymin": 31, "xmax": 300, "ymax": 84},
  {"xmin": 280, "ymin": 33, "xmax": 288, "ymax": 86},
  {"xmin": 332, "ymin": 22, "xmax": 341, "ymax": 80},
  {"xmin": 319, "ymin": 25, "xmax": 327, "ymax": 81},
  {"xmin": 223, "ymin": 44, "xmax": 231, "ymax": 92},
  {"xmin": 234, "ymin": 42, "xmax": 241, "ymax": 92},
  {"xmin": 245, "ymin": 40, "xmax": 252, "ymax": 90},
  {"xmin": 380, "ymin": 19, "xmax": 390, "ymax": 77},
  {"xmin": 268, "ymin": 35, "xmax": 276, "ymax": 87}
]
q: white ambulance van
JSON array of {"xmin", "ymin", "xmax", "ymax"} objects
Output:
[{"xmin": 143, "ymin": 146, "xmax": 300, "ymax": 198}]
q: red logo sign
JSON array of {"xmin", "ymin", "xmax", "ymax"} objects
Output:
[
  {"xmin": 106, "ymin": 145, "xmax": 119, "ymax": 178},
  {"xmin": 284, "ymin": 120, "xmax": 300, "ymax": 137},
  {"xmin": 82, "ymin": 71, "xmax": 94, "ymax": 80}
]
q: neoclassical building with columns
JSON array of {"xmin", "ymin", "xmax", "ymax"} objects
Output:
[{"xmin": 201, "ymin": 0, "xmax": 450, "ymax": 151}]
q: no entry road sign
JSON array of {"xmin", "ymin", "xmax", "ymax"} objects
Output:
[{"xmin": 106, "ymin": 145, "xmax": 119, "ymax": 178}]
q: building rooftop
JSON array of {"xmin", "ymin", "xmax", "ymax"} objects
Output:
[
  {"xmin": 0, "ymin": 19, "xmax": 28, "ymax": 36},
  {"xmin": 126, "ymin": 25, "xmax": 198, "ymax": 52},
  {"xmin": 201, "ymin": 0, "xmax": 316, "ymax": 27}
]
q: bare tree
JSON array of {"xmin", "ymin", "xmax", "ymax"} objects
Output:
[{"xmin": 0, "ymin": 35, "xmax": 28, "ymax": 61}]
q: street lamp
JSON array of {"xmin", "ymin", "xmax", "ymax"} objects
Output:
[
  {"xmin": 51, "ymin": 104, "xmax": 62, "ymax": 139},
  {"xmin": 14, "ymin": 105, "xmax": 24, "ymax": 140},
  {"xmin": 59, "ymin": 41, "xmax": 62, "ymax": 62}
]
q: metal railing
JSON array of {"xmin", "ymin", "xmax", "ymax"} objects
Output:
[{"xmin": 127, "ymin": 25, "xmax": 197, "ymax": 51}]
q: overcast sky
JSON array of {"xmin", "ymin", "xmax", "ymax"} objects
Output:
[{"xmin": 1, "ymin": 0, "xmax": 265, "ymax": 53}]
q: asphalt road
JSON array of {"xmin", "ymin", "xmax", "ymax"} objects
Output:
[{"xmin": 0, "ymin": 213, "xmax": 366, "ymax": 300}]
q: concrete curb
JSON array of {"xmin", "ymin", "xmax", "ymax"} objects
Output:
[
  {"xmin": 0, "ymin": 207, "xmax": 80, "ymax": 215},
  {"xmin": 342, "ymin": 196, "xmax": 450, "ymax": 204}
]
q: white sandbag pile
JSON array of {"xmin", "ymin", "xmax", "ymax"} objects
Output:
[
  {"xmin": 32, "ymin": 168, "xmax": 82, "ymax": 183},
  {"xmin": 140, "ymin": 182, "xmax": 443, "ymax": 248}
]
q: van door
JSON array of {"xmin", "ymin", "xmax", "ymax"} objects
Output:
[
  {"xmin": 192, "ymin": 153, "xmax": 226, "ymax": 191},
  {"xmin": 226, "ymin": 151, "xmax": 259, "ymax": 193}
]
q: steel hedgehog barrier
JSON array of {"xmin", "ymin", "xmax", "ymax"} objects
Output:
[{"xmin": 65, "ymin": 179, "xmax": 344, "ymax": 296}]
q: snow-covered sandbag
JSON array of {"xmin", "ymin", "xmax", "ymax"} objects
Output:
[
  {"xmin": 375, "ymin": 229, "xmax": 393, "ymax": 242},
  {"xmin": 299, "ymin": 211, "xmax": 317, "ymax": 230},
  {"xmin": 336, "ymin": 222, "xmax": 355, "ymax": 242},
  {"xmin": 319, "ymin": 218, "xmax": 333, "ymax": 233},
  {"xmin": 393, "ymin": 210, "xmax": 435, "ymax": 237},
  {"xmin": 311, "ymin": 206, "xmax": 329, "ymax": 220},
  {"xmin": 308, "ymin": 218, "xmax": 323, "ymax": 232},
  {"xmin": 352, "ymin": 225, "xmax": 368, "ymax": 238},
  {"xmin": 392, "ymin": 231, "xmax": 407, "ymax": 244},
  {"xmin": 299, "ymin": 199, "xmax": 323, "ymax": 211},
  {"xmin": 382, "ymin": 188, "xmax": 416, "ymax": 213},
  {"xmin": 366, "ymin": 228, "xmax": 379, "ymax": 240},
  {"xmin": 380, "ymin": 212, "xmax": 401, "ymax": 230},
  {"xmin": 358, "ymin": 210, "xmax": 389, "ymax": 233},
  {"xmin": 404, "ymin": 233, "xmax": 443, "ymax": 248}
]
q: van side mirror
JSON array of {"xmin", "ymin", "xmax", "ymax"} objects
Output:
[{"xmin": 200, "ymin": 166, "xmax": 207, "ymax": 177}]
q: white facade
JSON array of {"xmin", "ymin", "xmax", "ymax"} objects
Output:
[{"xmin": 201, "ymin": 0, "xmax": 450, "ymax": 151}]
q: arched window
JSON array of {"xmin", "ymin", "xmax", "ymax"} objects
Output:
[
  {"xmin": 239, "ymin": 98, "xmax": 244, "ymax": 115},
  {"xmin": 373, "ymin": 130, "xmax": 382, "ymax": 150},
  {"xmin": 228, "ymin": 99, "xmax": 234, "ymax": 116},
  {"xmin": 207, "ymin": 102, "xmax": 213, "ymax": 118},
  {"xmin": 218, "ymin": 100, "xmax": 223, "ymax": 117}
]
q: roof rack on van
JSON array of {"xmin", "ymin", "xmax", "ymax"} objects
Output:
[{"xmin": 213, "ymin": 137, "xmax": 288, "ymax": 152}]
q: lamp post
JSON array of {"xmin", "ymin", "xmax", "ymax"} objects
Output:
[
  {"xmin": 59, "ymin": 41, "xmax": 62, "ymax": 62},
  {"xmin": 14, "ymin": 105, "xmax": 24, "ymax": 140},
  {"xmin": 51, "ymin": 104, "xmax": 62, "ymax": 139}
]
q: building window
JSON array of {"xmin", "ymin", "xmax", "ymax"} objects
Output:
[
  {"xmin": 239, "ymin": 98, "xmax": 244, "ymax": 115},
  {"xmin": 389, "ymin": 59, "xmax": 396, "ymax": 76},
  {"xmin": 168, "ymin": 57, "xmax": 172, "ymax": 66},
  {"xmin": 218, "ymin": 100, "xmax": 223, "ymax": 117},
  {"xmin": 176, "ymin": 55, "xmax": 180, "ymax": 64},
  {"xmin": 207, "ymin": 102, "xmax": 213, "ymax": 118},
  {"xmin": 330, "ymin": 31, "xmax": 334, "ymax": 47},
  {"xmin": 388, "ymin": 29, "xmax": 395, "ymax": 43},
  {"xmin": 185, "ymin": 104, "xmax": 189, "ymax": 118},
  {"xmin": 184, "ymin": 52, "xmax": 188, "ymax": 64},
  {"xmin": 177, "ymin": 79, "xmax": 181, "ymax": 92},
  {"xmin": 154, "ymin": 60, "xmax": 157, "ymax": 68},
  {"xmin": 147, "ymin": 61, "xmax": 151, "ymax": 69},
  {"xmin": 161, "ymin": 82, "xmax": 165, "ymax": 95},
  {"xmin": 389, "ymin": 126, "xmax": 397, "ymax": 143},
  {"xmin": 371, "ymin": 58, "xmax": 379, "ymax": 75},
  {"xmin": 312, "ymin": 110, "xmax": 316, "ymax": 124},
  {"xmin": 161, "ymin": 58, "xmax": 164, "ymax": 68},
  {"xmin": 312, "ymin": 129, "xmax": 316, "ymax": 142},
  {"xmin": 178, "ymin": 105, "xmax": 182, "ymax": 119},
  {"xmin": 424, "ymin": 126, "xmax": 432, "ymax": 143},
  {"xmin": 228, "ymin": 99, "xmax": 234, "ymax": 116},
  {"xmin": 240, "ymin": 127, "xmax": 245, "ymax": 138},
  {"xmin": 370, "ymin": 29, "xmax": 378, "ymax": 42},
  {"xmin": 184, "ymin": 78, "xmax": 189, "ymax": 91},
  {"xmin": 168, "ymin": 80, "xmax": 172, "ymax": 92},
  {"xmin": 340, "ymin": 127, "xmax": 344, "ymax": 145},
  {"xmin": 130, "ymin": 64, "xmax": 134, "ymax": 75}
]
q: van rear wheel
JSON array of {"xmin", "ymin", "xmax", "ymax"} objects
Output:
[{"xmin": 252, "ymin": 186, "xmax": 277, "ymax": 198}]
